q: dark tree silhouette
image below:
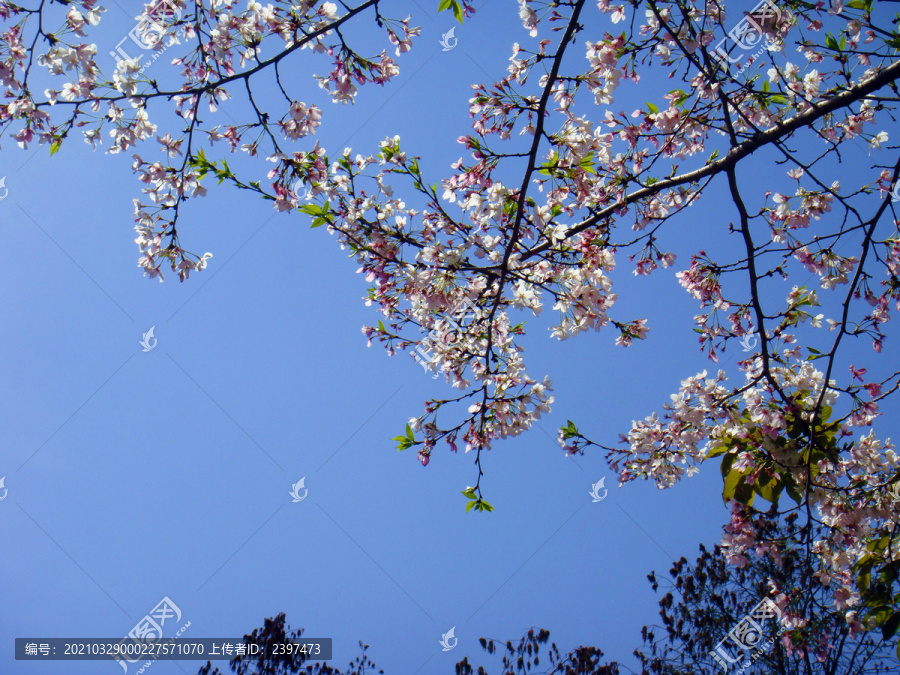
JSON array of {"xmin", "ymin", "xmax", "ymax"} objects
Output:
[
  {"xmin": 193, "ymin": 615, "xmax": 617, "ymax": 675},
  {"xmin": 195, "ymin": 613, "xmax": 383, "ymax": 675},
  {"xmin": 454, "ymin": 628, "xmax": 618, "ymax": 675},
  {"xmin": 198, "ymin": 511, "xmax": 900, "ymax": 675},
  {"xmin": 634, "ymin": 507, "xmax": 899, "ymax": 675}
]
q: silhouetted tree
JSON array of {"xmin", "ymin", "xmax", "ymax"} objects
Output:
[
  {"xmin": 195, "ymin": 613, "xmax": 382, "ymax": 675},
  {"xmin": 201, "ymin": 513, "xmax": 900, "ymax": 675},
  {"xmin": 634, "ymin": 507, "xmax": 898, "ymax": 675},
  {"xmin": 454, "ymin": 627, "xmax": 618, "ymax": 675}
]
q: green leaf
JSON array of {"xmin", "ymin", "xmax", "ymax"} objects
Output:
[
  {"xmin": 465, "ymin": 500, "xmax": 477, "ymax": 512},
  {"xmin": 298, "ymin": 203, "xmax": 321, "ymax": 217},
  {"xmin": 706, "ymin": 443, "xmax": 730, "ymax": 459},
  {"xmin": 736, "ymin": 479, "xmax": 756, "ymax": 506},
  {"xmin": 578, "ymin": 152, "xmax": 596, "ymax": 175},
  {"xmin": 461, "ymin": 488, "xmax": 477, "ymax": 499},
  {"xmin": 868, "ymin": 535, "xmax": 891, "ymax": 553},
  {"xmin": 538, "ymin": 152, "xmax": 560, "ymax": 176},
  {"xmin": 880, "ymin": 560, "xmax": 900, "ymax": 584},
  {"xmin": 393, "ymin": 429, "xmax": 415, "ymax": 452},
  {"xmin": 869, "ymin": 606, "xmax": 893, "ymax": 628},
  {"xmin": 754, "ymin": 473, "xmax": 783, "ymax": 504},
  {"xmin": 867, "ymin": 589, "xmax": 892, "ymax": 606},
  {"xmin": 859, "ymin": 565, "xmax": 872, "ymax": 594},
  {"xmin": 560, "ymin": 420, "xmax": 581, "ymax": 440},
  {"xmin": 50, "ymin": 140, "xmax": 61, "ymax": 155},
  {"xmin": 720, "ymin": 450, "xmax": 737, "ymax": 479},
  {"xmin": 300, "ymin": 201, "xmax": 333, "ymax": 227},
  {"xmin": 646, "ymin": 102, "xmax": 659, "ymax": 114},
  {"xmin": 452, "ymin": 0, "xmax": 463, "ymax": 23},
  {"xmin": 438, "ymin": 0, "xmax": 464, "ymax": 23},
  {"xmin": 787, "ymin": 419, "xmax": 805, "ymax": 440},
  {"xmin": 723, "ymin": 467, "xmax": 744, "ymax": 503}
]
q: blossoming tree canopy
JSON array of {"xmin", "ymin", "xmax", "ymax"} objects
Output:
[
  {"xmin": 5, "ymin": 0, "xmax": 900, "ymax": 651},
  {"xmin": 4, "ymin": 0, "xmax": 432, "ymax": 276}
]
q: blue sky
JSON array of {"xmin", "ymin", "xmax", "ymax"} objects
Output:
[{"xmin": 2, "ymin": 0, "xmax": 890, "ymax": 673}]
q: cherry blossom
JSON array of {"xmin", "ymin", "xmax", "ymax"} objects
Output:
[{"xmin": 4, "ymin": 0, "xmax": 900, "ymax": 643}]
